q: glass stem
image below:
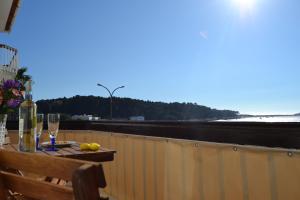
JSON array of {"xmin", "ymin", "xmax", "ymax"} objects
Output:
[
  {"xmin": 51, "ymin": 137, "xmax": 55, "ymax": 151},
  {"xmin": 36, "ymin": 136, "xmax": 40, "ymax": 150}
]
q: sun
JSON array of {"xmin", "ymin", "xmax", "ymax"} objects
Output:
[{"xmin": 232, "ymin": 0, "xmax": 256, "ymax": 13}]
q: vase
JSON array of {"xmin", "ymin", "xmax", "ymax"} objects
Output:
[{"xmin": 0, "ymin": 114, "xmax": 7, "ymax": 148}]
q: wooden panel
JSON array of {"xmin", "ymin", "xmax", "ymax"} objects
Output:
[
  {"xmin": 9, "ymin": 130, "xmax": 300, "ymax": 200},
  {"xmin": 133, "ymin": 137, "xmax": 145, "ymax": 200},
  {"xmin": 144, "ymin": 139, "xmax": 155, "ymax": 200},
  {"xmin": 190, "ymin": 144, "xmax": 204, "ymax": 200},
  {"xmin": 72, "ymin": 164, "xmax": 101, "ymax": 200},
  {"xmin": 245, "ymin": 151, "xmax": 272, "ymax": 200},
  {"xmin": 201, "ymin": 146, "xmax": 222, "ymax": 200},
  {"xmin": 101, "ymin": 132, "xmax": 113, "ymax": 195},
  {"xmin": 0, "ymin": 150, "xmax": 99, "ymax": 181},
  {"xmin": 222, "ymin": 147, "xmax": 244, "ymax": 200},
  {"xmin": 115, "ymin": 135, "xmax": 126, "ymax": 200},
  {"xmin": 155, "ymin": 139, "xmax": 167, "ymax": 200},
  {"xmin": 1, "ymin": 171, "xmax": 73, "ymax": 200},
  {"xmin": 3, "ymin": 144, "xmax": 17, "ymax": 151},
  {"xmin": 123, "ymin": 135, "xmax": 134, "ymax": 200},
  {"xmin": 273, "ymin": 152, "xmax": 300, "ymax": 200},
  {"xmin": 8, "ymin": 132, "xmax": 18, "ymax": 143},
  {"xmin": 0, "ymin": 172, "xmax": 9, "ymax": 199},
  {"xmin": 109, "ymin": 134, "xmax": 118, "ymax": 198},
  {"xmin": 166, "ymin": 141, "xmax": 184, "ymax": 200}
]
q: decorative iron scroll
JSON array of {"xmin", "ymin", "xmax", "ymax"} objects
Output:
[{"xmin": 0, "ymin": 44, "xmax": 19, "ymax": 81}]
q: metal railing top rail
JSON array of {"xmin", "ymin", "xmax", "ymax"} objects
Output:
[{"xmin": 0, "ymin": 44, "xmax": 18, "ymax": 53}]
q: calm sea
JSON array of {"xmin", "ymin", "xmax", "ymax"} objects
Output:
[{"xmin": 220, "ymin": 116, "xmax": 300, "ymax": 122}]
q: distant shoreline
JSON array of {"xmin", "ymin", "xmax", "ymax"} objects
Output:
[{"xmin": 220, "ymin": 115, "xmax": 300, "ymax": 122}]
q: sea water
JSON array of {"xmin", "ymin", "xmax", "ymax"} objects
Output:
[{"xmin": 220, "ymin": 116, "xmax": 300, "ymax": 122}]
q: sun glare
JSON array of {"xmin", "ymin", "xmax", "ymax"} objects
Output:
[{"xmin": 232, "ymin": 0, "xmax": 256, "ymax": 14}]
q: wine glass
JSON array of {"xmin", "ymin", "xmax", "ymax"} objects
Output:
[
  {"xmin": 47, "ymin": 113, "xmax": 60, "ymax": 151},
  {"xmin": 36, "ymin": 114, "xmax": 44, "ymax": 150},
  {"xmin": 0, "ymin": 114, "xmax": 7, "ymax": 148}
]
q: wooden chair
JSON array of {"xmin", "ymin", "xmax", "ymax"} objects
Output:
[{"xmin": 0, "ymin": 149, "xmax": 106, "ymax": 200}]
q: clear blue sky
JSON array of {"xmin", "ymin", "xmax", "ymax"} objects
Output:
[{"xmin": 1, "ymin": 0, "xmax": 300, "ymax": 115}]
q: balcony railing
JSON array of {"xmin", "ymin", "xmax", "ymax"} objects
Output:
[
  {"xmin": 7, "ymin": 121, "xmax": 300, "ymax": 200},
  {"xmin": 7, "ymin": 120, "xmax": 300, "ymax": 148},
  {"xmin": 0, "ymin": 43, "xmax": 19, "ymax": 80}
]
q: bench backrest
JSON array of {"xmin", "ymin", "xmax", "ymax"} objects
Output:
[{"xmin": 0, "ymin": 150, "xmax": 104, "ymax": 200}]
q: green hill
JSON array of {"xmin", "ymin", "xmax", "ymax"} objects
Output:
[{"xmin": 36, "ymin": 95, "xmax": 239, "ymax": 120}]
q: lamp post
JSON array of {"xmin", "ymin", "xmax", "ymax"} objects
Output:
[{"xmin": 97, "ymin": 83, "xmax": 125, "ymax": 120}]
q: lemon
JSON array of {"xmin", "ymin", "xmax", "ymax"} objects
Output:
[
  {"xmin": 80, "ymin": 143, "xmax": 91, "ymax": 151},
  {"xmin": 90, "ymin": 143, "xmax": 100, "ymax": 151}
]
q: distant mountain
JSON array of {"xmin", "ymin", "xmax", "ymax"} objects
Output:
[
  {"xmin": 36, "ymin": 95, "xmax": 239, "ymax": 120},
  {"xmin": 294, "ymin": 113, "xmax": 300, "ymax": 116}
]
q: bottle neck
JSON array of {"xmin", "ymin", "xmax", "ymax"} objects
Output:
[{"xmin": 25, "ymin": 91, "xmax": 32, "ymax": 100}]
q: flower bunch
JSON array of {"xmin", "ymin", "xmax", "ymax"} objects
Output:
[
  {"xmin": 0, "ymin": 79, "xmax": 24, "ymax": 114},
  {"xmin": 0, "ymin": 67, "xmax": 31, "ymax": 114}
]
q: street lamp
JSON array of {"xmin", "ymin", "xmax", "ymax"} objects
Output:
[{"xmin": 97, "ymin": 83, "xmax": 125, "ymax": 120}]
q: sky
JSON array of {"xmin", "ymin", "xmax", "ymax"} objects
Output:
[{"xmin": 1, "ymin": 0, "xmax": 300, "ymax": 115}]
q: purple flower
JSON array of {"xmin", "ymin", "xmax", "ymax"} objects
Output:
[
  {"xmin": 2, "ymin": 80, "xmax": 21, "ymax": 90},
  {"xmin": 7, "ymin": 99, "xmax": 21, "ymax": 108}
]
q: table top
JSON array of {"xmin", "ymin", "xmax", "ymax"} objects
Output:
[{"xmin": 2, "ymin": 143, "xmax": 116, "ymax": 163}]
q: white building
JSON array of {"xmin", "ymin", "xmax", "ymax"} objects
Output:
[
  {"xmin": 129, "ymin": 116, "xmax": 145, "ymax": 121},
  {"xmin": 71, "ymin": 114, "xmax": 100, "ymax": 121}
]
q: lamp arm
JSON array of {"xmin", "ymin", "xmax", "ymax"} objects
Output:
[
  {"xmin": 111, "ymin": 86, "xmax": 124, "ymax": 96},
  {"xmin": 98, "ymin": 84, "xmax": 112, "ymax": 97}
]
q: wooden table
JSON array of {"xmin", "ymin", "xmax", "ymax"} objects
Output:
[{"xmin": 2, "ymin": 143, "xmax": 116, "ymax": 163}]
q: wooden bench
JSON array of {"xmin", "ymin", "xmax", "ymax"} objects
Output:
[{"xmin": 0, "ymin": 149, "xmax": 106, "ymax": 200}]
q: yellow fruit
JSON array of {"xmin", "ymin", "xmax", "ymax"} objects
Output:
[
  {"xmin": 80, "ymin": 143, "xmax": 91, "ymax": 151},
  {"xmin": 90, "ymin": 143, "xmax": 100, "ymax": 151}
]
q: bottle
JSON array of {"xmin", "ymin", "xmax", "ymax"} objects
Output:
[{"xmin": 19, "ymin": 80, "xmax": 37, "ymax": 152}]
